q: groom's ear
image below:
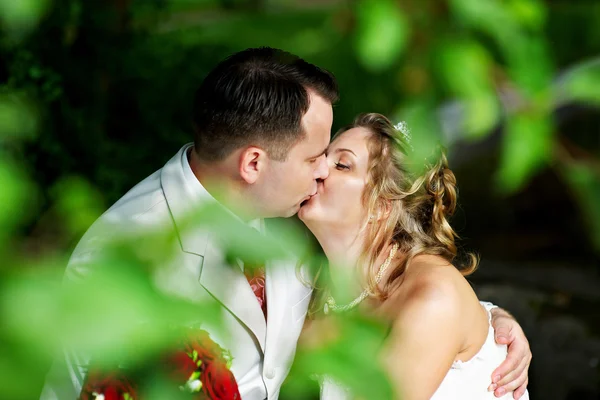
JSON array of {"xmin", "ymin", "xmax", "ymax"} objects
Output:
[{"xmin": 239, "ymin": 146, "xmax": 267, "ymax": 184}]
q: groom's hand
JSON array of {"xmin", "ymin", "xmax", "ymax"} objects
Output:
[{"xmin": 489, "ymin": 307, "xmax": 531, "ymax": 399}]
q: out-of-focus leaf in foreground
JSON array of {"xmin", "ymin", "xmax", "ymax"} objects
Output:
[
  {"xmin": 51, "ymin": 177, "xmax": 106, "ymax": 239},
  {"xmin": 396, "ymin": 100, "xmax": 446, "ymax": 177},
  {"xmin": 287, "ymin": 313, "xmax": 393, "ymax": 400}
]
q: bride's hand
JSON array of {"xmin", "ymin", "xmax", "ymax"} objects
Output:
[{"xmin": 489, "ymin": 307, "xmax": 531, "ymax": 399}]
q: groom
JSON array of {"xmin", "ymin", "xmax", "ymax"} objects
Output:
[{"xmin": 40, "ymin": 47, "xmax": 530, "ymax": 399}]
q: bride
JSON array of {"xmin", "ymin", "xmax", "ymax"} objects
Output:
[{"xmin": 298, "ymin": 113, "xmax": 530, "ymax": 400}]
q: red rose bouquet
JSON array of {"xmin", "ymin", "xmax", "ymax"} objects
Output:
[{"xmin": 79, "ymin": 328, "xmax": 240, "ymax": 400}]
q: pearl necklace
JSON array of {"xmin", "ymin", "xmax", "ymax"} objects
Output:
[{"xmin": 323, "ymin": 243, "xmax": 399, "ymax": 315}]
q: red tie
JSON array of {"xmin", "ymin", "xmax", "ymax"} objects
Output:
[{"xmin": 244, "ymin": 263, "xmax": 267, "ymax": 321}]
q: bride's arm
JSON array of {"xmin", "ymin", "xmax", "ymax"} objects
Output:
[{"xmin": 381, "ymin": 280, "xmax": 464, "ymax": 400}]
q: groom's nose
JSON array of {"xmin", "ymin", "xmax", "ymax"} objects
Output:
[{"xmin": 314, "ymin": 154, "xmax": 329, "ymax": 180}]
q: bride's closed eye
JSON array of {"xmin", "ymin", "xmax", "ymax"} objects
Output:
[{"xmin": 334, "ymin": 162, "xmax": 350, "ymax": 170}]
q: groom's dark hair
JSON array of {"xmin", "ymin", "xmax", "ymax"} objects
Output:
[{"xmin": 192, "ymin": 47, "xmax": 339, "ymax": 162}]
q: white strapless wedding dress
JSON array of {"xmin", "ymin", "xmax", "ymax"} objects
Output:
[{"xmin": 320, "ymin": 302, "xmax": 530, "ymax": 400}]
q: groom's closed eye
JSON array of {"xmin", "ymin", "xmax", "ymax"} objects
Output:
[{"xmin": 307, "ymin": 148, "xmax": 328, "ymax": 163}]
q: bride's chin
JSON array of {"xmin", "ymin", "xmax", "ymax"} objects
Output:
[
  {"xmin": 297, "ymin": 205, "xmax": 310, "ymax": 222},
  {"xmin": 298, "ymin": 203, "xmax": 318, "ymax": 223}
]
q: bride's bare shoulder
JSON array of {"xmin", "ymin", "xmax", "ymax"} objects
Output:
[
  {"xmin": 382, "ymin": 255, "xmax": 467, "ymax": 320},
  {"xmin": 401, "ymin": 254, "xmax": 464, "ymax": 293}
]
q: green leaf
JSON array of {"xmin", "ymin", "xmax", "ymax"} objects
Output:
[
  {"xmin": 560, "ymin": 58, "xmax": 600, "ymax": 106},
  {"xmin": 437, "ymin": 40, "xmax": 500, "ymax": 138},
  {"xmin": 291, "ymin": 314, "xmax": 393, "ymax": 399},
  {"xmin": 504, "ymin": 36, "xmax": 554, "ymax": 96},
  {"xmin": 0, "ymin": 0, "xmax": 50, "ymax": 34},
  {"xmin": 462, "ymin": 94, "xmax": 500, "ymax": 139},
  {"xmin": 355, "ymin": 0, "xmax": 409, "ymax": 72},
  {"xmin": 561, "ymin": 163, "xmax": 600, "ymax": 252},
  {"xmin": 395, "ymin": 100, "xmax": 444, "ymax": 175},
  {"xmin": 190, "ymin": 371, "xmax": 201, "ymax": 382},
  {"xmin": 449, "ymin": 0, "xmax": 517, "ymax": 37},
  {"xmin": 51, "ymin": 177, "xmax": 105, "ymax": 238},
  {"xmin": 506, "ymin": 0, "xmax": 547, "ymax": 31},
  {"xmin": 496, "ymin": 113, "xmax": 553, "ymax": 193},
  {"xmin": 450, "ymin": 0, "xmax": 552, "ymax": 97},
  {"xmin": 438, "ymin": 40, "xmax": 494, "ymax": 97}
]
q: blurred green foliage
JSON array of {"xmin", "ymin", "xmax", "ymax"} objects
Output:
[{"xmin": 1, "ymin": 0, "xmax": 599, "ymax": 399}]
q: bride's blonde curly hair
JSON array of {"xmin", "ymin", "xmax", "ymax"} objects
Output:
[
  {"xmin": 304, "ymin": 113, "xmax": 478, "ymax": 308},
  {"xmin": 346, "ymin": 113, "xmax": 478, "ymax": 300}
]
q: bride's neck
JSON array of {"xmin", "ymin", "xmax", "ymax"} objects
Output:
[
  {"xmin": 311, "ymin": 225, "xmax": 400, "ymax": 305},
  {"xmin": 312, "ymin": 227, "xmax": 364, "ymax": 271},
  {"xmin": 310, "ymin": 226, "xmax": 368, "ymax": 301}
]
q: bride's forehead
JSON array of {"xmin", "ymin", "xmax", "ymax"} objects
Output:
[{"xmin": 329, "ymin": 127, "xmax": 371, "ymax": 149}]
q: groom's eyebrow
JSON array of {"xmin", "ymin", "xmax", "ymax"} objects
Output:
[{"xmin": 307, "ymin": 148, "xmax": 328, "ymax": 160}]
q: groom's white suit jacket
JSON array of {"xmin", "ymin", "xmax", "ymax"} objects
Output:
[{"xmin": 40, "ymin": 144, "xmax": 313, "ymax": 400}]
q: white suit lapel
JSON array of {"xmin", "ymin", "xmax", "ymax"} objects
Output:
[
  {"xmin": 263, "ymin": 219, "xmax": 314, "ymax": 354},
  {"xmin": 160, "ymin": 144, "xmax": 267, "ymax": 352},
  {"xmin": 200, "ymin": 236, "xmax": 267, "ymax": 351},
  {"xmin": 264, "ymin": 257, "xmax": 313, "ymax": 357}
]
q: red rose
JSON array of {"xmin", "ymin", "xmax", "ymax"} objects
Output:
[
  {"xmin": 79, "ymin": 368, "xmax": 137, "ymax": 400},
  {"xmin": 201, "ymin": 362, "xmax": 240, "ymax": 400},
  {"xmin": 164, "ymin": 350, "xmax": 198, "ymax": 381},
  {"xmin": 99, "ymin": 386, "xmax": 120, "ymax": 400},
  {"xmin": 183, "ymin": 329, "xmax": 224, "ymax": 364}
]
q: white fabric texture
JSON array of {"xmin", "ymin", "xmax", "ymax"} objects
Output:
[{"xmin": 320, "ymin": 302, "xmax": 530, "ymax": 400}]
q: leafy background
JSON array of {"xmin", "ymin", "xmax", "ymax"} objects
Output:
[{"xmin": 1, "ymin": 0, "xmax": 599, "ymax": 399}]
